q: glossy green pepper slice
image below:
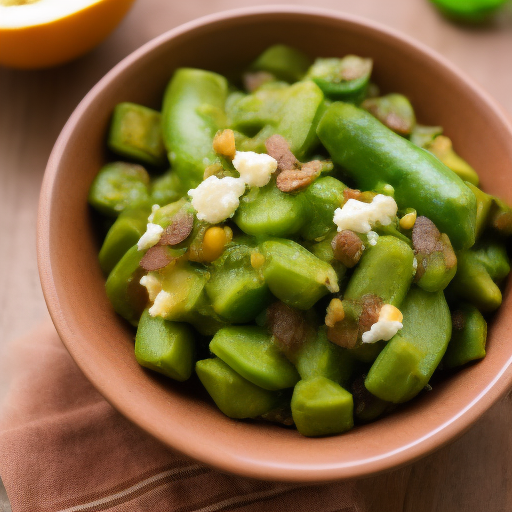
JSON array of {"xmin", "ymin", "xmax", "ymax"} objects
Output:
[
  {"xmin": 108, "ymin": 102, "xmax": 167, "ymax": 167},
  {"xmin": 105, "ymin": 245, "xmax": 147, "ymax": 326},
  {"xmin": 135, "ymin": 309, "xmax": 195, "ymax": 381},
  {"xmin": 430, "ymin": 0, "xmax": 507, "ymax": 23},
  {"xmin": 162, "ymin": 68, "xmax": 228, "ymax": 189},
  {"xmin": 260, "ymin": 239, "xmax": 339, "ymax": 310},
  {"xmin": 196, "ymin": 357, "xmax": 281, "ymax": 419},
  {"xmin": 306, "ymin": 56, "xmax": 372, "ymax": 104},
  {"xmin": 99, "ymin": 205, "xmax": 151, "ymax": 275},
  {"xmin": 442, "ymin": 304, "xmax": 487, "ymax": 369},
  {"xmin": 291, "ymin": 377, "xmax": 354, "ymax": 437},
  {"xmin": 317, "ymin": 102, "xmax": 477, "ymax": 250},
  {"xmin": 88, "ymin": 162, "xmax": 150, "ymax": 218},
  {"xmin": 209, "ymin": 326, "xmax": 300, "ymax": 391},
  {"xmin": 365, "ymin": 286, "xmax": 451, "ymax": 403}
]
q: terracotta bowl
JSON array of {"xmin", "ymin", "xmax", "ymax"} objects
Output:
[{"xmin": 38, "ymin": 6, "xmax": 512, "ymax": 482}]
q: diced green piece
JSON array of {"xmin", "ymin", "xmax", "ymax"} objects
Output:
[
  {"xmin": 466, "ymin": 183, "xmax": 493, "ymax": 240},
  {"xmin": 155, "ymin": 262, "xmax": 209, "ymax": 322},
  {"xmin": 300, "ymin": 176, "xmax": 347, "ymax": 240},
  {"xmin": 250, "ymin": 44, "xmax": 312, "ymax": 83},
  {"xmin": 234, "ymin": 182, "xmax": 306, "ymax": 237},
  {"xmin": 105, "ymin": 245, "xmax": 147, "ymax": 326},
  {"xmin": 443, "ymin": 304, "xmax": 487, "ymax": 369},
  {"xmin": 210, "ymin": 326, "xmax": 299, "ymax": 390},
  {"xmin": 470, "ymin": 239, "xmax": 511, "ymax": 282},
  {"xmin": 206, "ymin": 266, "xmax": 272, "ymax": 323},
  {"xmin": 291, "ymin": 377, "xmax": 354, "ymax": 437},
  {"xmin": 364, "ymin": 337, "xmax": 425, "ymax": 403},
  {"xmin": 352, "ymin": 376, "xmax": 391, "ymax": 423},
  {"xmin": 306, "ymin": 56, "xmax": 372, "ymax": 103},
  {"xmin": 236, "ymin": 81, "xmax": 325, "ymax": 159},
  {"xmin": 150, "ymin": 170, "xmax": 186, "ymax": 206},
  {"xmin": 365, "ymin": 286, "xmax": 452, "ymax": 403},
  {"xmin": 162, "ymin": 68, "xmax": 228, "ymax": 189},
  {"xmin": 344, "ymin": 236, "xmax": 415, "ymax": 306},
  {"xmin": 362, "ymin": 94, "xmax": 416, "ymax": 136},
  {"xmin": 88, "ymin": 162, "xmax": 150, "ymax": 217},
  {"xmin": 295, "ymin": 327, "xmax": 354, "ymax": 387},
  {"xmin": 447, "ymin": 250, "xmax": 503, "ymax": 312},
  {"xmin": 135, "ymin": 309, "xmax": 195, "ymax": 381},
  {"xmin": 196, "ymin": 358, "xmax": 280, "ymax": 418},
  {"xmin": 108, "ymin": 102, "xmax": 167, "ymax": 167},
  {"xmin": 99, "ymin": 205, "xmax": 150, "ymax": 275},
  {"xmin": 151, "ymin": 199, "xmax": 188, "ymax": 228},
  {"xmin": 260, "ymin": 239, "xmax": 338, "ymax": 310},
  {"xmin": 488, "ymin": 196, "xmax": 512, "ymax": 237}
]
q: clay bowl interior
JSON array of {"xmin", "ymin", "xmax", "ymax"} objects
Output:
[{"xmin": 38, "ymin": 6, "xmax": 512, "ymax": 482}]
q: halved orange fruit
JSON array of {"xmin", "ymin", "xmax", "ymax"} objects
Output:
[{"xmin": 0, "ymin": 0, "xmax": 136, "ymax": 69}]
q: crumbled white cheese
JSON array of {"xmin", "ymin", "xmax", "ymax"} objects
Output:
[
  {"xmin": 137, "ymin": 223, "xmax": 163, "ymax": 251},
  {"xmin": 362, "ymin": 304, "xmax": 403, "ymax": 344},
  {"xmin": 232, "ymin": 151, "xmax": 278, "ymax": 187},
  {"xmin": 412, "ymin": 257, "xmax": 418, "ymax": 277},
  {"xmin": 188, "ymin": 175, "xmax": 246, "ymax": 224},
  {"xmin": 148, "ymin": 290, "xmax": 173, "ymax": 317},
  {"xmin": 147, "ymin": 204, "xmax": 160, "ymax": 223},
  {"xmin": 367, "ymin": 230, "xmax": 379, "ymax": 246},
  {"xmin": 140, "ymin": 273, "xmax": 162, "ymax": 301},
  {"xmin": 333, "ymin": 194, "xmax": 398, "ymax": 233}
]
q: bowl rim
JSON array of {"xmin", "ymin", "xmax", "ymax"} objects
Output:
[{"xmin": 38, "ymin": 4, "xmax": 512, "ymax": 482}]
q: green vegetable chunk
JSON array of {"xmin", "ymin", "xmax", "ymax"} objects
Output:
[
  {"xmin": 365, "ymin": 286, "xmax": 452, "ymax": 403},
  {"xmin": 206, "ymin": 244, "xmax": 272, "ymax": 323},
  {"xmin": 361, "ymin": 94, "xmax": 416, "ymax": 136},
  {"xmin": 234, "ymin": 182, "xmax": 306, "ymax": 237},
  {"xmin": 162, "ymin": 68, "xmax": 228, "ymax": 189},
  {"xmin": 317, "ymin": 102, "xmax": 477, "ymax": 249},
  {"xmin": 105, "ymin": 245, "xmax": 147, "ymax": 326},
  {"xmin": 135, "ymin": 309, "xmax": 195, "ymax": 381},
  {"xmin": 99, "ymin": 205, "xmax": 150, "ymax": 275},
  {"xmin": 260, "ymin": 239, "xmax": 339, "ymax": 310},
  {"xmin": 150, "ymin": 170, "xmax": 185, "ymax": 206},
  {"xmin": 250, "ymin": 44, "xmax": 312, "ymax": 83},
  {"xmin": 466, "ymin": 183, "xmax": 492, "ymax": 240},
  {"xmin": 442, "ymin": 304, "xmax": 487, "ymax": 369},
  {"xmin": 108, "ymin": 102, "xmax": 167, "ymax": 167},
  {"xmin": 295, "ymin": 327, "xmax": 354, "ymax": 387},
  {"xmin": 430, "ymin": 0, "xmax": 507, "ymax": 23},
  {"xmin": 300, "ymin": 176, "xmax": 347, "ymax": 241},
  {"xmin": 306, "ymin": 56, "xmax": 373, "ymax": 103},
  {"xmin": 196, "ymin": 358, "xmax": 280, "ymax": 418},
  {"xmin": 210, "ymin": 326, "xmax": 300, "ymax": 390},
  {"xmin": 88, "ymin": 162, "xmax": 150, "ymax": 217},
  {"xmin": 291, "ymin": 377, "xmax": 354, "ymax": 437}
]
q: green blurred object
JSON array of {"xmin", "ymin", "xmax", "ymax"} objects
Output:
[{"xmin": 429, "ymin": 0, "xmax": 507, "ymax": 22}]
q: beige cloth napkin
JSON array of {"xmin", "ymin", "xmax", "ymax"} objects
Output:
[{"xmin": 0, "ymin": 320, "xmax": 365, "ymax": 512}]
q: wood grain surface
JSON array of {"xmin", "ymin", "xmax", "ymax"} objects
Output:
[{"xmin": 1, "ymin": 0, "xmax": 511, "ymax": 510}]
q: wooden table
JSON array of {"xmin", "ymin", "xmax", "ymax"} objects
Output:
[{"xmin": 1, "ymin": 0, "xmax": 511, "ymax": 509}]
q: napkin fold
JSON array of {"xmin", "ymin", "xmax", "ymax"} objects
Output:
[{"xmin": 0, "ymin": 319, "xmax": 364, "ymax": 512}]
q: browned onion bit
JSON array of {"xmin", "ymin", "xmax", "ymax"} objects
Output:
[
  {"xmin": 264, "ymin": 134, "xmax": 300, "ymax": 173},
  {"xmin": 331, "ymin": 230, "xmax": 364, "ymax": 268},
  {"xmin": 276, "ymin": 162, "xmax": 322, "ymax": 193},
  {"xmin": 266, "ymin": 301, "xmax": 310, "ymax": 360},
  {"xmin": 139, "ymin": 246, "xmax": 175, "ymax": 271},
  {"xmin": 159, "ymin": 211, "xmax": 194, "ymax": 246},
  {"xmin": 358, "ymin": 294, "xmax": 383, "ymax": 334}
]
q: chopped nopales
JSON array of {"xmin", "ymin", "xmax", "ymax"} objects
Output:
[
  {"xmin": 232, "ymin": 151, "xmax": 278, "ymax": 187},
  {"xmin": 333, "ymin": 194, "xmax": 397, "ymax": 233},
  {"xmin": 137, "ymin": 223, "xmax": 164, "ymax": 251},
  {"xmin": 188, "ymin": 175, "xmax": 246, "ymax": 224},
  {"xmin": 362, "ymin": 304, "xmax": 403, "ymax": 344}
]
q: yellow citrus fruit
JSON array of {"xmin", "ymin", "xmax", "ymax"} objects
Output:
[{"xmin": 0, "ymin": 0, "xmax": 136, "ymax": 69}]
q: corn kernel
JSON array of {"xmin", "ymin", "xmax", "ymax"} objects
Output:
[
  {"xmin": 250, "ymin": 252, "xmax": 266, "ymax": 269},
  {"xmin": 399, "ymin": 211, "xmax": 417, "ymax": 230},
  {"xmin": 379, "ymin": 304, "xmax": 403, "ymax": 323},
  {"xmin": 325, "ymin": 298, "xmax": 345, "ymax": 328},
  {"xmin": 213, "ymin": 129, "xmax": 236, "ymax": 160},
  {"xmin": 201, "ymin": 226, "xmax": 228, "ymax": 262}
]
